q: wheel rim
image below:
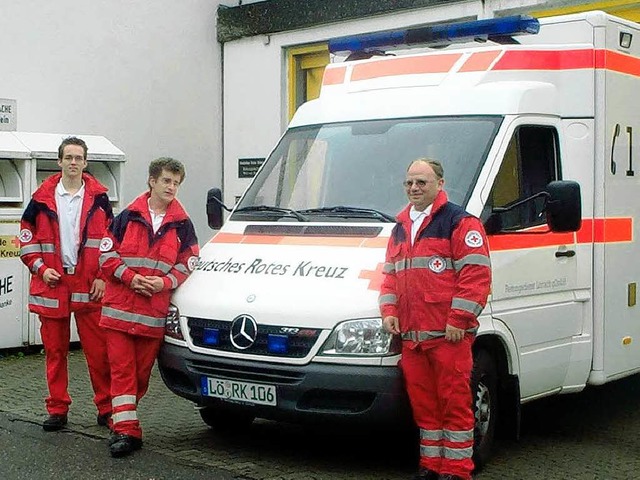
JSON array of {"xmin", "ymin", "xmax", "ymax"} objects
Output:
[{"xmin": 474, "ymin": 380, "xmax": 491, "ymax": 438}]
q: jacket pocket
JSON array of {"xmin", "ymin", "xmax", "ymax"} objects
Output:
[{"xmin": 423, "ymin": 286, "xmax": 454, "ymax": 304}]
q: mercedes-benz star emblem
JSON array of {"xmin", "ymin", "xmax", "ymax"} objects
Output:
[{"xmin": 229, "ymin": 315, "xmax": 258, "ymax": 350}]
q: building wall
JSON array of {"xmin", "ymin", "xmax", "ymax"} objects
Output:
[{"xmin": 0, "ymin": 0, "xmax": 221, "ymax": 239}]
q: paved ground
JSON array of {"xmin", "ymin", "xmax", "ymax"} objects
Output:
[{"xmin": 1, "ymin": 349, "xmax": 640, "ymax": 479}]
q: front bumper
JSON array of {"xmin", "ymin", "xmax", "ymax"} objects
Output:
[{"xmin": 158, "ymin": 342, "xmax": 411, "ymax": 426}]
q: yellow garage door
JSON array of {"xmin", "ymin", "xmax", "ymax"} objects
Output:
[
  {"xmin": 287, "ymin": 44, "xmax": 329, "ymax": 121},
  {"xmin": 532, "ymin": 0, "xmax": 640, "ymax": 22}
]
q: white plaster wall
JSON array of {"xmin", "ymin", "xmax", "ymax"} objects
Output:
[
  {"xmin": 0, "ymin": 0, "xmax": 221, "ymax": 240},
  {"xmin": 221, "ymin": 0, "xmax": 556, "ymax": 204}
]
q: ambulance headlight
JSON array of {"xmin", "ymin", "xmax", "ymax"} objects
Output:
[
  {"xmin": 165, "ymin": 304, "xmax": 185, "ymax": 341},
  {"xmin": 320, "ymin": 318, "xmax": 399, "ymax": 355}
]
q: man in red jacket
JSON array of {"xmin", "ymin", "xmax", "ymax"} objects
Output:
[
  {"xmin": 99, "ymin": 157, "xmax": 199, "ymax": 457},
  {"xmin": 20, "ymin": 136, "xmax": 113, "ymax": 431},
  {"xmin": 380, "ymin": 159, "xmax": 492, "ymax": 480}
]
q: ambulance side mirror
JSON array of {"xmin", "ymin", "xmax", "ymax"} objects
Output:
[
  {"xmin": 545, "ymin": 180, "xmax": 582, "ymax": 233},
  {"xmin": 206, "ymin": 188, "xmax": 225, "ymax": 229}
]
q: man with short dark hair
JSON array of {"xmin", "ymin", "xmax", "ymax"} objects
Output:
[
  {"xmin": 380, "ymin": 158, "xmax": 492, "ymax": 480},
  {"xmin": 20, "ymin": 136, "xmax": 113, "ymax": 431},
  {"xmin": 99, "ymin": 157, "xmax": 199, "ymax": 457}
]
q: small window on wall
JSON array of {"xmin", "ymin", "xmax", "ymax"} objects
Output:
[
  {"xmin": 287, "ymin": 44, "xmax": 329, "ymax": 120},
  {"xmin": 483, "ymin": 126, "xmax": 560, "ymax": 230}
]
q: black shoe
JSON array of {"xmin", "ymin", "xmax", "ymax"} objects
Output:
[
  {"xmin": 438, "ymin": 475, "xmax": 465, "ymax": 480},
  {"xmin": 43, "ymin": 414, "xmax": 68, "ymax": 431},
  {"xmin": 109, "ymin": 434, "xmax": 143, "ymax": 458},
  {"xmin": 412, "ymin": 468, "xmax": 439, "ymax": 480},
  {"xmin": 97, "ymin": 413, "xmax": 111, "ymax": 427}
]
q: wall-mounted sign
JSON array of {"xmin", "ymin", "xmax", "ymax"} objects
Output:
[
  {"xmin": 238, "ymin": 157, "xmax": 265, "ymax": 179},
  {"xmin": 0, "ymin": 99, "xmax": 17, "ymax": 132}
]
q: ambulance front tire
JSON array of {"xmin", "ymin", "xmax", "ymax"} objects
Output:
[
  {"xmin": 471, "ymin": 349, "xmax": 498, "ymax": 471},
  {"xmin": 199, "ymin": 406, "xmax": 255, "ymax": 432}
]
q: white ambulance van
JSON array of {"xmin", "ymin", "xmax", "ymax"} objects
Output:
[{"xmin": 158, "ymin": 11, "xmax": 640, "ymax": 465}]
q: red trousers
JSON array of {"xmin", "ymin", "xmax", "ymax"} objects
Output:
[
  {"xmin": 105, "ymin": 328, "xmax": 162, "ymax": 439},
  {"xmin": 401, "ymin": 337, "xmax": 475, "ymax": 479},
  {"xmin": 40, "ymin": 309, "xmax": 111, "ymax": 416}
]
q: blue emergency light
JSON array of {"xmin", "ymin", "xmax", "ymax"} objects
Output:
[
  {"xmin": 328, "ymin": 15, "xmax": 540, "ymax": 54},
  {"xmin": 267, "ymin": 334, "xmax": 289, "ymax": 354},
  {"xmin": 203, "ymin": 327, "xmax": 220, "ymax": 346}
]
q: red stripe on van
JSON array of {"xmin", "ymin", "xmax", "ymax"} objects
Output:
[
  {"xmin": 351, "ymin": 53, "xmax": 462, "ymax": 81},
  {"xmin": 209, "ymin": 232, "xmax": 388, "ymax": 248},
  {"xmin": 492, "ymin": 49, "xmax": 596, "ymax": 71},
  {"xmin": 323, "ymin": 66, "xmax": 347, "ymax": 85},
  {"xmin": 458, "ymin": 50, "xmax": 502, "ymax": 72}
]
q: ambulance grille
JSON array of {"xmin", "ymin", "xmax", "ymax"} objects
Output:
[{"xmin": 187, "ymin": 317, "xmax": 321, "ymax": 358}]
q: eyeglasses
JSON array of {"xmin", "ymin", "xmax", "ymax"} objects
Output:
[{"xmin": 403, "ymin": 178, "xmax": 437, "ymax": 188}]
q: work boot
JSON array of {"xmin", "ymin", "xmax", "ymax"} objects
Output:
[
  {"xmin": 97, "ymin": 413, "xmax": 111, "ymax": 427},
  {"xmin": 42, "ymin": 414, "xmax": 68, "ymax": 431},
  {"xmin": 412, "ymin": 468, "xmax": 439, "ymax": 479},
  {"xmin": 109, "ymin": 434, "xmax": 143, "ymax": 458}
]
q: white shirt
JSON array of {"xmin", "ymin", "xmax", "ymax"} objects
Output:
[
  {"xmin": 55, "ymin": 180, "xmax": 85, "ymax": 267},
  {"xmin": 148, "ymin": 199, "xmax": 166, "ymax": 234},
  {"xmin": 410, "ymin": 204, "xmax": 433, "ymax": 245}
]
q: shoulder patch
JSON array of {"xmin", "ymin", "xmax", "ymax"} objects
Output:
[
  {"xmin": 19, "ymin": 229, "xmax": 33, "ymax": 243},
  {"xmin": 99, "ymin": 237, "xmax": 114, "ymax": 252},
  {"xmin": 187, "ymin": 256, "xmax": 199, "ymax": 272},
  {"xmin": 465, "ymin": 230, "xmax": 484, "ymax": 248}
]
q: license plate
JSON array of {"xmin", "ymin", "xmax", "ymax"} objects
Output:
[{"xmin": 202, "ymin": 377, "xmax": 277, "ymax": 406}]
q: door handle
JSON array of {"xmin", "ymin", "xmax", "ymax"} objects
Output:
[{"xmin": 555, "ymin": 250, "xmax": 575, "ymax": 258}]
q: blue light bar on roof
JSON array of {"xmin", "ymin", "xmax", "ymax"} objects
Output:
[{"xmin": 328, "ymin": 15, "xmax": 540, "ymax": 54}]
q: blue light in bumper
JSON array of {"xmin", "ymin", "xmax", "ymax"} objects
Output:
[
  {"xmin": 328, "ymin": 15, "xmax": 540, "ymax": 54},
  {"xmin": 267, "ymin": 334, "xmax": 289, "ymax": 354},
  {"xmin": 203, "ymin": 328, "xmax": 219, "ymax": 346}
]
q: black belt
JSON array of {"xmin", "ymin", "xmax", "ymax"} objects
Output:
[{"xmin": 63, "ymin": 267, "xmax": 76, "ymax": 275}]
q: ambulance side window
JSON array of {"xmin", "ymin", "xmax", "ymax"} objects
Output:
[{"xmin": 483, "ymin": 126, "xmax": 560, "ymax": 230}]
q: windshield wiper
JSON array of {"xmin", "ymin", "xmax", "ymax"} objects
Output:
[
  {"xmin": 299, "ymin": 206, "xmax": 396, "ymax": 222},
  {"xmin": 234, "ymin": 205, "xmax": 308, "ymax": 222}
]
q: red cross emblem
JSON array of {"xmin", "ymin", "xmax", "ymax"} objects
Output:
[
  {"xmin": 465, "ymin": 230, "xmax": 484, "ymax": 248},
  {"xmin": 428, "ymin": 256, "xmax": 446, "ymax": 273},
  {"xmin": 359, "ymin": 262, "xmax": 385, "ymax": 291}
]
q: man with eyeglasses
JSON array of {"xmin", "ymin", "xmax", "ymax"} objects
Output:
[
  {"xmin": 19, "ymin": 136, "xmax": 113, "ymax": 432},
  {"xmin": 380, "ymin": 158, "xmax": 492, "ymax": 480},
  {"xmin": 98, "ymin": 157, "xmax": 199, "ymax": 457}
]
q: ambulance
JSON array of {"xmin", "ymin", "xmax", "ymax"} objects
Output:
[{"xmin": 158, "ymin": 11, "xmax": 640, "ymax": 465}]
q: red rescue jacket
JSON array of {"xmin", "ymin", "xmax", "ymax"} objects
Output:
[
  {"xmin": 20, "ymin": 173, "xmax": 113, "ymax": 317},
  {"xmin": 379, "ymin": 190, "xmax": 492, "ymax": 342},
  {"xmin": 99, "ymin": 192, "xmax": 199, "ymax": 338}
]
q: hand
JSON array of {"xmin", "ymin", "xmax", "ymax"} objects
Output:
[
  {"xmin": 445, "ymin": 324, "xmax": 465, "ymax": 343},
  {"xmin": 42, "ymin": 268, "xmax": 61, "ymax": 287},
  {"xmin": 89, "ymin": 279, "xmax": 105, "ymax": 301},
  {"xmin": 141, "ymin": 276, "xmax": 164, "ymax": 294},
  {"xmin": 130, "ymin": 274, "xmax": 153, "ymax": 297},
  {"xmin": 382, "ymin": 316, "xmax": 400, "ymax": 335}
]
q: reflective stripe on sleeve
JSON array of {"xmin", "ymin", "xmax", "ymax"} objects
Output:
[
  {"xmin": 20, "ymin": 244, "xmax": 42, "ymax": 255},
  {"xmin": 99, "ymin": 251, "xmax": 118, "ymax": 267},
  {"xmin": 102, "ymin": 306, "xmax": 165, "ymax": 328},
  {"xmin": 122, "ymin": 257, "xmax": 172, "ymax": 274},
  {"xmin": 383, "ymin": 262, "xmax": 395, "ymax": 274},
  {"xmin": 378, "ymin": 294, "xmax": 397, "ymax": 306},
  {"xmin": 40, "ymin": 243, "xmax": 56, "ymax": 253},
  {"xmin": 166, "ymin": 273, "xmax": 178, "ymax": 289},
  {"xmin": 453, "ymin": 253, "xmax": 491, "ymax": 272},
  {"xmin": 31, "ymin": 258, "xmax": 44, "ymax": 273},
  {"xmin": 84, "ymin": 238, "xmax": 102, "ymax": 248},
  {"xmin": 451, "ymin": 297, "xmax": 484, "ymax": 316},
  {"xmin": 114, "ymin": 265, "xmax": 127, "ymax": 280}
]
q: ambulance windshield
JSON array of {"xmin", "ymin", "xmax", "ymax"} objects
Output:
[{"xmin": 234, "ymin": 116, "xmax": 502, "ymax": 221}]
